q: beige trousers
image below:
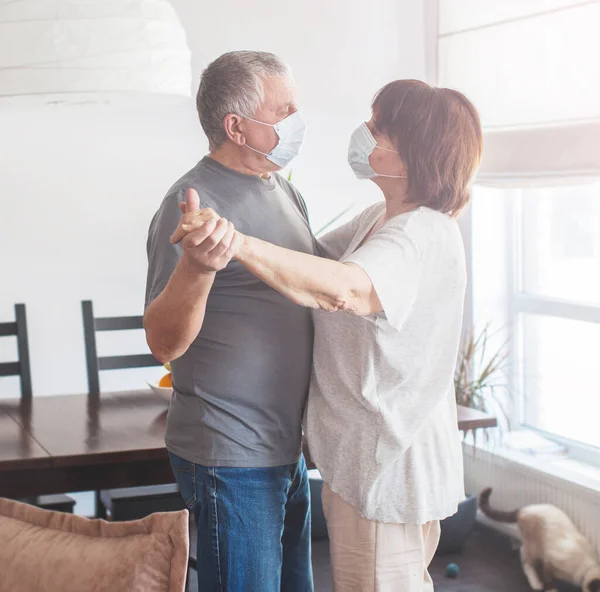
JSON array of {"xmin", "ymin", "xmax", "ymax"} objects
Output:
[{"xmin": 322, "ymin": 484, "xmax": 441, "ymax": 592}]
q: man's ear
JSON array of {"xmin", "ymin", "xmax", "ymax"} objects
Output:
[{"xmin": 223, "ymin": 113, "xmax": 246, "ymax": 146}]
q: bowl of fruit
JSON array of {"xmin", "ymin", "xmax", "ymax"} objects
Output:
[{"xmin": 147, "ymin": 363, "xmax": 173, "ymax": 402}]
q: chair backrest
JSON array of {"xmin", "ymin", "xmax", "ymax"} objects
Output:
[
  {"xmin": 81, "ymin": 300, "xmax": 161, "ymax": 396},
  {"xmin": 0, "ymin": 304, "xmax": 32, "ymax": 399}
]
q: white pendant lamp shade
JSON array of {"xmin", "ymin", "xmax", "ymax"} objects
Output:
[{"xmin": 0, "ymin": 0, "xmax": 192, "ymax": 106}]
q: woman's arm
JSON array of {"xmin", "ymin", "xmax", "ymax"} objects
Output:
[
  {"xmin": 172, "ymin": 204, "xmax": 423, "ymax": 330},
  {"xmin": 169, "ymin": 207, "xmax": 381, "ymax": 315},
  {"xmin": 235, "ymin": 233, "xmax": 383, "ymax": 315}
]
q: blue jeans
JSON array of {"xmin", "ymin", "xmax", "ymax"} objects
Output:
[{"xmin": 169, "ymin": 452, "xmax": 313, "ymax": 592}]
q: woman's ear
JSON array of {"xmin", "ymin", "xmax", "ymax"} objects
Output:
[{"xmin": 223, "ymin": 114, "xmax": 246, "ymax": 146}]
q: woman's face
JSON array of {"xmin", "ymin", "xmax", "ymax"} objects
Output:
[{"xmin": 365, "ymin": 117, "xmax": 406, "ymax": 179}]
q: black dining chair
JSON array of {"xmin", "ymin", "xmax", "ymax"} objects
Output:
[
  {"xmin": 0, "ymin": 303, "xmax": 32, "ymax": 399},
  {"xmin": 81, "ymin": 300, "xmax": 184, "ymax": 520},
  {"xmin": 0, "ymin": 303, "xmax": 75, "ymax": 513}
]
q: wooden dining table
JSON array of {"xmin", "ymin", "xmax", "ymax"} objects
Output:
[{"xmin": 0, "ymin": 390, "xmax": 497, "ymax": 499}]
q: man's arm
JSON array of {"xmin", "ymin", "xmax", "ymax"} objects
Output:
[
  {"xmin": 144, "ymin": 257, "xmax": 216, "ymax": 363},
  {"xmin": 144, "ymin": 189, "xmax": 235, "ymax": 363}
]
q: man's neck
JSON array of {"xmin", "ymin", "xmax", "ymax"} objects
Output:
[{"xmin": 208, "ymin": 146, "xmax": 272, "ymax": 179}]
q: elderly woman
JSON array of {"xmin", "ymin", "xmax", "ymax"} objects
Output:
[{"xmin": 174, "ymin": 79, "xmax": 482, "ymax": 591}]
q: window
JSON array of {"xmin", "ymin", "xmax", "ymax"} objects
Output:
[{"xmin": 472, "ymin": 182, "xmax": 600, "ymax": 455}]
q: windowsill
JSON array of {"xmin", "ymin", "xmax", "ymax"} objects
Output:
[{"xmin": 463, "ymin": 433, "xmax": 600, "ymax": 495}]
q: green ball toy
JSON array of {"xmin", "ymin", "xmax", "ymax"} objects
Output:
[{"xmin": 446, "ymin": 562, "xmax": 460, "ymax": 579}]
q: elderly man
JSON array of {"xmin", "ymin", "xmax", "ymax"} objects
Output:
[{"xmin": 144, "ymin": 51, "xmax": 314, "ymax": 591}]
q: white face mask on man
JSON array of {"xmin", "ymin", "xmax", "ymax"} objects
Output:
[
  {"xmin": 244, "ymin": 110, "xmax": 306, "ymax": 168},
  {"xmin": 348, "ymin": 122, "xmax": 406, "ymax": 180}
]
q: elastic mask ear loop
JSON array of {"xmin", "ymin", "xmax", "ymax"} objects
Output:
[{"xmin": 373, "ymin": 145, "xmax": 405, "ymax": 178}]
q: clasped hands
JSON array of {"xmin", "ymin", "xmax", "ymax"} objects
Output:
[{"xmin": 170, "ymin": 188, "xmax": 242, "ymax": 273}]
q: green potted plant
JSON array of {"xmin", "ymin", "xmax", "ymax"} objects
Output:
[
  {"xmin": 437, "ymin": 325, "xmax": 510, "ymax": 554},
  {"xmin": 454, "ymin": 325, "xmax": 510, "ymax": 426}
]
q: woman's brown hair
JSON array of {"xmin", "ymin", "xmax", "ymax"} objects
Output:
[{"xmin": 372, "ymin": 80, "xmax": 483, "ymax": 216}]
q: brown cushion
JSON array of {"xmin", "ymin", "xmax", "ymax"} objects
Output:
[{"xmin": 0, "ymin": 497, "xmax": 189, "ymax": 592}]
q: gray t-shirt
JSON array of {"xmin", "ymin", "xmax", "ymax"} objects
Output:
[{"xmin": 146, "ymin": 157, "xmax": 315, "ymax": 467}]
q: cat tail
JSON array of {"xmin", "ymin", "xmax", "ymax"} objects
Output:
[{"xmin": 479, "ymin": 487, "xmax": 519, "ymax": 523}]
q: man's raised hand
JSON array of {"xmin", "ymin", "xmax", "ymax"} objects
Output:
[{"xmin": 169, "ymin": 188, "xmax": 236, "ymax": 273}]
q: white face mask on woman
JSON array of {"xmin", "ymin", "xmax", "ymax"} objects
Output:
[
  {"xmin": 348, "ymin": 122, "xmax": 406, "ymax": 180},
  {"xmin": 244, "ymin": 110, "xmax": 306, "ymax": 168}
]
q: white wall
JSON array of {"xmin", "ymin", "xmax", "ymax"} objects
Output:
[{"xmin": 0, "ymin": 0, "xmax": 428, "ymax": 398}]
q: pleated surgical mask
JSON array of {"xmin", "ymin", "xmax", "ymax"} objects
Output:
[
  {"xmin": 244, "ymin": 110, "xmax": 306, "ymax": 168},
  {"xmin": 348, "ymin": 122, "xmax": 406, "ymax": 180}
]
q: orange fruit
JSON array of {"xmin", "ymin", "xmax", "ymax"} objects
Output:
[{"xmin": 159, "ymin": 373, "xmax": 172, "ymax": 388}]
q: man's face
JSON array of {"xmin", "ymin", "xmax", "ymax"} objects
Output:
[{"xmin": 240, "ymin": 75, "xmax": 298, "ymax": 171}]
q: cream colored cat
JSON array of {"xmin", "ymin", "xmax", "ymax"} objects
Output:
[{"xmin": 480, "ymin": 488, "xmax": 600, "ymax": 592}]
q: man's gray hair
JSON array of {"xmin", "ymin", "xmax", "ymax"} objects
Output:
[{"xmin": 197, "ymin": 50, "xmax": 291, "ymax": 150}]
